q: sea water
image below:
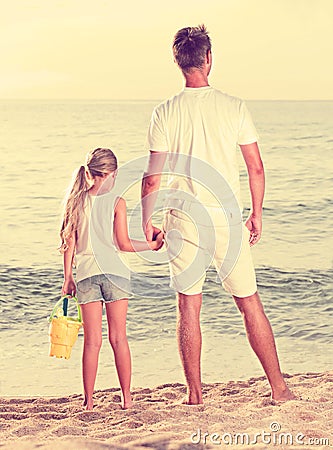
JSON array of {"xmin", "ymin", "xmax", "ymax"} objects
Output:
[{"xmin": 0, "ymin": 99, "xmax": 332, "ymax": 396}]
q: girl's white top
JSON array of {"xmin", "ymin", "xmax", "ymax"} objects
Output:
[{"xmin": 75, "ymin": 191, "xmax": 130, "ymax": 282}]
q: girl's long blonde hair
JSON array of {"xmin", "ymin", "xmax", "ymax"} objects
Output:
[{"xmin": 60, "ymin": 148, "xmax": 118, "ymax": 252}]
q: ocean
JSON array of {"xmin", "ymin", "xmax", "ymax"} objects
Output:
[{"xmin": 0, "ymin": 99, "xmax": 332, "ymax": 396}]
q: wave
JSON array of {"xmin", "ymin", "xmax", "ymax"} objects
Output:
[{"xmin": 0, "ymin": 265, "xmax": 332, "ymax": 343}]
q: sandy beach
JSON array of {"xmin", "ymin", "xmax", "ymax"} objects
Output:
[{"xmin": 0, "ymin": 371, "xmax": 332, "ymax": 449}]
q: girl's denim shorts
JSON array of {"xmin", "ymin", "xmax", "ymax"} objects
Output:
[{"xmin": 77, "ymin": 273, "xmax": 131, "ymax": 305}]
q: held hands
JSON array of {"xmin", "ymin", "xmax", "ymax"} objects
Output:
[
  {"xmin": 148, "ymin": 230, "xmax": 164, "ymax": 251},
  {"xmin": 144, "ymin": 219, "xmax": 162, "ymax": 241},
  {"xmin": 245, "ymin": 212, "xmax": 262, "ymax": 247},
  {"xmin": 61, "ymin": 277, "xmax": 76, "ymax": 296},
  {"xmin": 144, "ymin": 219, "xmax": 164, "ymax": 251}
]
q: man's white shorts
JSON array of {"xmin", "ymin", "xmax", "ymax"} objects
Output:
[{"xmin": 162, "ymin": 207, "xmax": 257, "ymax": 298}]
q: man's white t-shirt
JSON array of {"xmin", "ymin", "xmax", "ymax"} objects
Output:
[{"xmin": 146, "ymin": 86, "xmax": 258, "ymax": 210}]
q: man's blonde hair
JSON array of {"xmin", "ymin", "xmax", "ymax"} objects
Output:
[{"xmin": 173, "ymin": 24, "xmax": 211, "ymax": 73}]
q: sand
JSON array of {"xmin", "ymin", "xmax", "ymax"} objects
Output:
[{"xmin": 0, "ymin": 372, "xmax": 332, "ymax": 450}]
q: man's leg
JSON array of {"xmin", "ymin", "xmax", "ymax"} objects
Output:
[
  {"xmin": 177, "ymin": 292, "xmax": 203, "ymax": 404},
  {"xmin": 234, "ymin": 291, "xmax": 295, "ymax": 401}
]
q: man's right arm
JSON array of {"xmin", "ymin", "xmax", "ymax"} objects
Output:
[
  {"xmin": 240, "ymin": 142, "xmax": 265, "ymax": 246},
  {"xmin": 141, "ymin": 151, "xmax": 167, "ymax": 241}
]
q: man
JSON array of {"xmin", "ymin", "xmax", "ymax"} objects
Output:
[{"xmin": 141, "ymin": 25, "xmax": 294, "ymax": 404}]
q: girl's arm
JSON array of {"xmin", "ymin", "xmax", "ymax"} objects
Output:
[
  {"xmin": 114, "ymin": 197, "xmax": 163, "ymax": 252},
  {"xmin": 61, "ymin": 233, "xmax": 77, "ymax": 295}
]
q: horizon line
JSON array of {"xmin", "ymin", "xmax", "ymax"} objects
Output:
[{"xmin": 0, "ymin": 98, "xmax": 332, "ymax": 102}]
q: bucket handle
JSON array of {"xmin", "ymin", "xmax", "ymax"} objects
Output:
[{"xmin": 48, "ymin": 295, "xmax": 82, "ymax": 323}]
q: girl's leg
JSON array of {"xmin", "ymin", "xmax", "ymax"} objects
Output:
[
  {"xmin": 105, "ymin": 299, "xmax": 132, "ymax": 409},
  {"xmin": 80, "ymin": 301, "xmax": 103, "ymax": 410}
]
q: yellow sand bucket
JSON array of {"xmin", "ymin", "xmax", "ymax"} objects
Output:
[{"xmin": 48, "ymin": 295, "xmax": 83, "ymax": 359}]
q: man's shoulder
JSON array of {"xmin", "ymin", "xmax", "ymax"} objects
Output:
[
  {"xmin": 161, "ymin": 87, "xmax": 242, "ymax": 103},
  {"xmin": 152, "ymin": 87, "xmax": 244, "ymax": 115},
  {"xmin": 211, "ymin": 87, "xmax": 243, "ymax": 106},
  {"xmin": 153, "ymin": 90, "xmax": 184, "ymax": 111}
]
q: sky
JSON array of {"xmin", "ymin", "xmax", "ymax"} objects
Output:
[{"xmin": 1, "ymin": 0, "xmax": 332, "ymax": 100}]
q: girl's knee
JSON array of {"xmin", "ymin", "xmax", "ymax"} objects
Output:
[
  {"xmin": 109, "ymin": 333, "xmax": 127, "ymax": 349},
  {"xmin": 84, "ymin": 334, "xmax": 102, "ymax": 350}
]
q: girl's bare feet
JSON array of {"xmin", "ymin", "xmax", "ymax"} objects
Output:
[
  {"xmin": 82, "ymin": 395, "xmax": 94, "ymax": 411},
  {"xmin": 122, "ymin": 393, "xmax": 133, "ymax": 409}
]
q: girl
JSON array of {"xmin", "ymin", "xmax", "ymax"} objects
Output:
[{"xmin": 60, "ymin": 147, "xmax": 163, "ymax": 411}]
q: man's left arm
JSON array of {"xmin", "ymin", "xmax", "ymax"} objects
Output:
[
  {"xmin": 240, "ymin": 142, "xmax": 265, "ymax": 246},
  {"xmin": 141, "ymin": 151, "xmax": 167, "ymax": 241}
]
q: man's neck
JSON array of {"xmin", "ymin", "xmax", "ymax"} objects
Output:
[{"xmin": 184, "ymin": 70, "xmax": 209, "ymax": 88}]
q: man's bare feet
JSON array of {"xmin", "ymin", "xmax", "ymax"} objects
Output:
[
  {"xmin": 186, "ymin": 391, "xmax": 203, "ymax": 405},
  {"xmin": 181, "ymin": 396, "xmax": 203, "ymax": 406},
  {"xmin": 272, "ymin": 386, "xmax": 296, "ymax": 402}
]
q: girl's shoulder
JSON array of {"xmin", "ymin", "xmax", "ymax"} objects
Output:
[{"xmin": 114, "ymin": 196, "xmax": 126, "ymax": 213}]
